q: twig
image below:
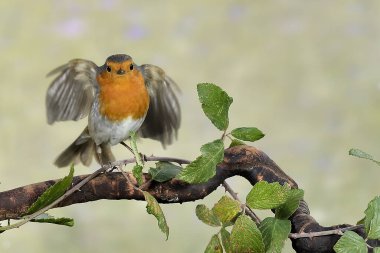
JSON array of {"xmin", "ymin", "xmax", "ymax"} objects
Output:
[
  {"xmin": 114, "ymin": 156, "xmax": 191, "ymax": 167},
  {"xmin": 143, "ymin": 156, "xmax": 191, "ymax": 165},
  {"xmin": 0, "ymin": 166, "xmax": 108, "ymax": 231},
  {"xmin": 221, "ymin": 130, "xmax": 228, "ymax": 141},
  {"xmin": 120, "ymin": 141, "xmax": 134, "ymax": 154},
  {"xmin": 0, "ymin": 155, "xmax": 190, "ymax": 232},
  {"xmin": 222, "ymin": 181, "xmax": 261, "ymax": 224},
  {"xmin": 288, "ymin": 224, "xmax": 364, "ymax": 239},
  {"xmin": 226, "ymin": 134, "xmax": 233, "ymax": 141}
]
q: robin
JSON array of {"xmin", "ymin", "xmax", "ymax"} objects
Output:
[{"xmin": 46, "ymin": 54, "xmax": 180, "ymax": 168}]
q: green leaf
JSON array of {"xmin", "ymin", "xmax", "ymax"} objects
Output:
[
  {"xmin": 357, "ymin": 217, "xmax": 365, "ymax": 225},
  {"xmin": 220, "ymin": 227, "xmax": 232, "ymax": 253},
  {"xmin": 231, "ymin": 127, "xmax": 265, "ymax": 142},
  {"xmin": 204, "ymin": 234, "xmax": 223, "ymax": 253},
  {"xmin": 333, "ymin": 231, "xmax": 367, "ymax": 253},
  {"xmin": 230, "ymin": 214, "xmax": 265, "ymax": 253},
  {"xmin": 374, "ymin": 247, "xmax": 380, "ymax": 253},
  {"xmin": 246, "ymin": 181, "xmax": 290, "ymax": 210},
  {"xmin": 31, "ymin": 213, "xmax": 74, "ymax": 227},
  {"xmin": 143, "ymin": 191, "xmax": 169, "ymax": 240},
  {"xmin": 349, "ymin": 148, "xmax": 372, "ymax": 159},
  {"xmin": 197, "ymin": 83, "xmax": 233, "ymax": 131},
  {"xmin": 149, "ymin": 162, "xmax": 182, "ymax": 183},
  {"xmin": 259, "ymin": 217, "xmax": 291, "ymax": 253},
  {"xmin": 27, "ymin": 165, "xmax": 74, "ymax": 214},
  {"xmin": 364, "ymin": 196, "xmax": 380, "ymax": 239},
  {"xmin": 349, "ymin": 148, "xmax": 380, "ymax": 166},
  {"xmin": 177, "ymin": 139, "xmax": 224, "ymax": 184},
  {"xmin": 212, "ymin": 196, "xmax": 241, "ymax": 224},
  {"xmin": 196, "ymin": 204, "xmax": 221, "ymax": 227},
  {"xmin": 133, "ymin": 165, "xmax": 143, "ymax": 185},
  {"xmin": 275, "ymin": 189, "xmax": 304, "ymax": 219},
  {"xmin": 229, "ymin": 139, "xmax": 246, "ymax": 148}
]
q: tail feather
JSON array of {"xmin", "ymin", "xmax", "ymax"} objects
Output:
[
  {"xmin": 54, "ymin": 127, "xmax": 115, "ymax": 168},
  {"xmin": 79, "ymin": 139, "xmax": 95, "ymax": 166}
]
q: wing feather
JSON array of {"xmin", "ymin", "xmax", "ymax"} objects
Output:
[
  {"xmin": 46, "ymin": 59, "xmax": 98, "ymax": 124},
  {"xmin": 139, "ymin": 64, "xmax": 181, "ymax": 147}
]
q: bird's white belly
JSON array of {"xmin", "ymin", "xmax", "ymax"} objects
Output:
[{"xmin": 89, "ymin": 115, "xmax": 145, "ymax": 146}]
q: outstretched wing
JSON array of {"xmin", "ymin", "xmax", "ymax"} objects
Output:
[
  {"xmin": 139, "ymin": 64, "xmax": 181, "ymax": 147},
  {"xmin": 46, "ymin": 59, "xmax": 98, "ymax": 124}
]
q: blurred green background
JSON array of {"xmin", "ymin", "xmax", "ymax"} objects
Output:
[{"xmin": 1, "ymin": 0, "xmax": 380, "ymax": 252}]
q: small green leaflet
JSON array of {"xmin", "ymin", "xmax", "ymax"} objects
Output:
[
  {"xmin": 26, "ymin": 165, "xmax": 74, "ymax": 214},
  {"xmin": 129, "ymin": 131, "xmax": 142, "ymax": 163},
  {"xmin": 333, "ymin": 231, "xmax": 367, "ymax": 253},
  {"xmin": 149, "ymin": 162, "xmax": 182, "ymax": 183},
  {"xmin": 211, "ymin": 196, "xmax": 241, "ymax": 224},
  {"xmin": 230, "ymin": 214, "xmax": 265, "ymax": 253},
  {"xmin": 197, "ymin": 83, "xmax": 233, "ymax": 131},
  {"xmin": 220, "ymin": 227, "xmax": 232, "ymax": 253},
  {"xmin": 364, "ymin": 196, "xmax": 380, "ymax": 239},
  {"xmin": 275, "ymin": 189, "xmax": 304, "ymax": 219},
  {"xmin": 357, "ymin": 217, "xmax": 365, "ymax": 225},
  {"xmin": 132, "ymin": 164, "xmax": 143, "ymax": 185},
  {"xmin": 229, "ymin": 139, "xmax": 246, "ymax": 148},
  {"xmin": 195, "ymin": 204, "xmax": 221, "ymax": 227},
  {"xmin": 31, "ymin": 213, "xmax": 74, "ymax": 227},
  {"xmin": 205, "ymin": 234, "xmax": 223, "ymax": 253},
  {"xmin": 177, "ymin": 139, "xmax": 224, "ymax": 184},
  {"xmin": 259, "ymin": 217, "xmax": 291, "ymax": 253},
  {"xmin": 133, "ymin": 165, "xmax": 143, "ymax": 185},
  {"xmin": 349, "ymin": 148, "xmax": 380, "ymax": 166},
  {"xmin": 246, "ymin": 181, "xmax": 290, "ymax": 210},
  {"xmin": 231, "ymin": 127, "xmax": 265, "ymax": 142},
  {"xmin": 143, "ymin": 191, "xmax": 169, "ymax": 240}
]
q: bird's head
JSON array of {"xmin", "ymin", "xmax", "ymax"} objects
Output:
[{"xmin": 97, "ymin": 54, "xmax": 142, "ymax": 86}]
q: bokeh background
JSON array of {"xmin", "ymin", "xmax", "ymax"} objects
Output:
[{"xmin": 1, "ymin": 1, "xmax": 380, "ymax": 252}]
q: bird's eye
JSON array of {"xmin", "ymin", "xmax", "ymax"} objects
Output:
[
  {"xmin": 106, "ymin": 66, "xmax": 111, "ymax": 72},
  {"xmin": 129, "ymin": 64, "xmax": 134, "ymax": 70}
]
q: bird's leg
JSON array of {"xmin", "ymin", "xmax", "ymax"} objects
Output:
[{"xmin": 96, "ymin": 145, "xmax": 116, "ymax": 172}]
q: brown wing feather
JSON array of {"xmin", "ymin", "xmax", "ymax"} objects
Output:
[
  {"xmin": 139, "ymin": 64, "xmax": 181, "ymax": 147},
  {"xmin": 46, "ymin": 59, "xmax": 98, "ymax": 124}
]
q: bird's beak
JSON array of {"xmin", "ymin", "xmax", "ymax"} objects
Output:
[{"xmin": 117, "ymin": 69, "xmax": 125, "ymax": 75}]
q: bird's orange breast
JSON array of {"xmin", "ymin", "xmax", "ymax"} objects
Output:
[{"xmin": 96, "ymin": 70, "xmax": 149, "ymax": 122}]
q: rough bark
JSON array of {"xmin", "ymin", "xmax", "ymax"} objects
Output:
[{"xmin": 0, "ymin": 145, "xmax": 377, "ymax": 252}]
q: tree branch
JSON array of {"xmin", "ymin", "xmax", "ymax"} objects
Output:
[{"xmin": 0, "ymin": 145, "xmax": 378, "ymax": 252}]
